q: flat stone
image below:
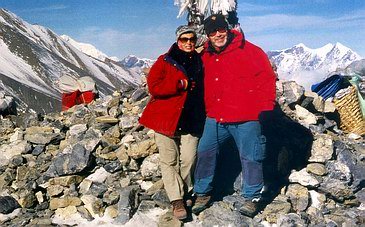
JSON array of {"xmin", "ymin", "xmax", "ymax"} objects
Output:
[
  {"xmin": 289, "ymin": 168, "xmax": 320, "ymax": 187},
  {"xmin": 48, "ymin": 175, "xmax": 84, "ymax": 186},
  {"xmin": 95, "ymin": 116, "xmax": 119, "ymax": 124},
  {"xmin": 262, "ymin": 195, "xmax": 292, "ymax": 223},
  {"xmin": 307, "ymin": 163, "xmax": 327, "ymax": 176},
  {"xmin": 49, "ymin": 197, "xmax": 82, "ymax": 210},
  {"xmin": 127, "ymin": 139, "xmax": 158, "ymax": 159},
  {"xmin": 47, "ymin": 185, "xmax": 65, "ymax": 197},
  {"xmin": 24, "ymin": 128, "xmax": 61, "ymax": 145}
]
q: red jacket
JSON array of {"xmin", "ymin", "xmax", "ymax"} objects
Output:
[
  {"xmin": 139, "ymin": 45, "xmax": 204, "ymax": 137},
  {"xmin": 202, "ymin": 30, "xmax": 276, "ymax": 123}
]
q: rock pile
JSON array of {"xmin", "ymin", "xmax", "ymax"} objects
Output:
[{"xmin": 0, "ymin": 80, "xmax": 364, "ymax": 226}]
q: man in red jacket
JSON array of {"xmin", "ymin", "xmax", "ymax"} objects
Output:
[
  {"xmin": 139, "ymin": 25, "xmax": 205, "ymax": 220},
  {"xmin": 192, "ymin": 14, "xmax": 276, "ymax": 217}
]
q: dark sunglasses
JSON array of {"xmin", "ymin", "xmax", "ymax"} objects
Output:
[
  {"xmin": 178, "ymin": 37, "xmax": 197, "ymax": 43},
  {"xmin": 208, "ymin": 28, "xmax": 227, "ymax": 37}
]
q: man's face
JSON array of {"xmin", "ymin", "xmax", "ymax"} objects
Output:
[
  {"xmin": 177, "ymin": 33, "xmax": 196, "ymax": 53},
  {"xmin": 208, "ymin": 28, "xmax": 228, "ymax": 49}
]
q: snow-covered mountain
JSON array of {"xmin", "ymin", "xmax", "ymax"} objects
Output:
[
  {"xmin": 0, "ymin": 8, "xmax": 140, "ymax": 113},
  {"xmin": 268, "ymin": 43, "xmax": 363, "ymax": 89},
  {"xmin": 60, "ymin": 35, "xmax": 119, "ymax": 62},
  {"xmin": 119, "ymin": 55, "xmax": 155, "ymax": 69}
]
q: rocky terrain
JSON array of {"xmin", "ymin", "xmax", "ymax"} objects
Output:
[{"xmin": 0, "ymin": 75, "xmax": 364, "ymax": 226}]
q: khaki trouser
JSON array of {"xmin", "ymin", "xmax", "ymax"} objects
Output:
[{"xmin": 155, "ymin": 133, "xmax": 199, "ymax": 202}]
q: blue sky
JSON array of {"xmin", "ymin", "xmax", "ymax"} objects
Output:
[{"xmin": 1, "ymin": 0, "xmax": 364, "ymax": 59}]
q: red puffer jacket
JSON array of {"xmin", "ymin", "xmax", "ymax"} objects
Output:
[
  {"xmin": 139, "ymin": 54, "xmax": 188, "ymax": 137},
  {"xmin": 202, "ymin": 30, "xmax": 276, "ymax": 123}
]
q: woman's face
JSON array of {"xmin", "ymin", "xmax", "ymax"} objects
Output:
[{"xmin": 177, "ymin": 33, "xmax": 197, "ymax": 53}]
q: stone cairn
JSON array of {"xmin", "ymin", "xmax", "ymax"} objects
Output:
[{"xmin": 0, "ymin": 79, "xmax": 364, "ymax": 227}]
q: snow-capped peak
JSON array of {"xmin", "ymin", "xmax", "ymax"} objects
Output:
[
  {"xmin": 315, "ymin": 43, "xmax": 334, "ymax": 56},
  {"xmin": 120, "ymin": 55, "xmax": 155, "ymax": 68},
  {"xmin": 60, "ymin": 35, "xmax": 118, "ymax": 62},
  {"xmin": 268, "ymin": 42, "xmax": 363, "ymax": 90}
]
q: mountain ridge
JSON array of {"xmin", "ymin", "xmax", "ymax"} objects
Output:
[{"xmin": 0, "ymin": 8, "xmax": 140, "ymax": 113}]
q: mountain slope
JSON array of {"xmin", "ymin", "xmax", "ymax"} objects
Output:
[{"xmin": 0, "ymin": 8, "xmax": 140, "ymax": 113}]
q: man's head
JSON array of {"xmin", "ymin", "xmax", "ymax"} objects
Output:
[
  {"xmin": 204, "ymin": 14, "xmax": 229, "ymax": 49},
  {"xmin": 175, "ymin": 25, "xmax": 197, "ymax": 53}
]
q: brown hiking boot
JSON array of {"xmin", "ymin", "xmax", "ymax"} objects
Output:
[
  {"xmin": 239, "ymin": 199, "xmax": 262, "ymax": 217},
  {"xmin": 171, "ymin": 199, "xmax": 187, "ymax": 220},
  {"xmin": 192, "ymin": 195, "xmax": 211, "ymax": 214}
]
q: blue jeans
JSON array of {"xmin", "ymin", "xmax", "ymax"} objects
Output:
[{"xmin": 194, "ymin": 117, "xmax": 266, "ymax": 199}]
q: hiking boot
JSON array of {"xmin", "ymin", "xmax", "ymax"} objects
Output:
[
  {"xmin": 171, "ymin": 199, "xmax": 187, "ymax": 220},
  {"xmin": 192, "ymin": 195, "xmax": 211, "ymax": 214},
  {"xmin": 239, "ymin": 198, "xmax": 262, "ymax": 217}
]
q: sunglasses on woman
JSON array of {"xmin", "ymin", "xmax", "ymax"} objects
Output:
[{"xmin": 179, "ymin": 37, "xmax": 197, "ymax": 43}]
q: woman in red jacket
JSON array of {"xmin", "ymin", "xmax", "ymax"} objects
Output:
[{"xmin": 139, "ymin": 25, "xmax": 205, "ymax": 220}]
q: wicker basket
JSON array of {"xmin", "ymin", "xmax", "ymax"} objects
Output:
[{"xmin": 334, "ymin": 86, "xmax": 365, "ymax": 135}]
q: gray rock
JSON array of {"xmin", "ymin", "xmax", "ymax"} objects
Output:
[
  {"xmin": 278, "ymin": 81, "xmax": 305, "ymax": 105},
  {"xmin": 319, "ymin": 177, "xmax": 354, "ymax": 201},
  {"xmin": 0, "ymin": 196, "xmax": 20, "ymax": 214},
  {"xmin": 276, "ymin": 213, "xmax": 307, "ymax": 227},
  {"xmin": 288, "ymin": 169, "xmax": 320, "ymax": 187},
  {"xmin": 9, "ymin": 155, "xmax": 24, "ymax": 167},
  {"xmin": 89, "ymin": 182, "xmax": 108, "ymax": 198},
  {"xmin": 32, "ymin": 145, "xmax": 45, "ymax": 156},
  {"xmin": 115, "ymin": 185, "xmax": 140, "ymax": 224},
  {"xmin": 130, "ymin": 88, "xmax": 148, "ymax": 103},
  {"xmin": 262, "ymin": 195, "xmax": 292, "ymax": 224},
  {"xmin": 355, "ymin": 188, "xmax": 365, "ymax": 203},
  {"xmin": 103, "ymin": 190, "xmax": 120, "ymax": 205},
  {"xmin": 308, "ymin": 134, "xmax": 334, "ymax": 163},
  {"xmin": 45, "ymin": 143, "xmax": 92, "ymax": 177},
  {"xmin": 199, "ymin": 202, "xmax": 256, "ymax": 227},
  {"xmin": 104, "ymin": 160, "xmax": 123, "ymax": 173},
  {"xmin": 152, "ymin": 189, "xmax": 170, "ymax": 209},
  {"xmin": 119, "ymin": 115, "xmax": 138, "ymax": 131},
  {"xmin": 137, "ymin": 200, "xmax": 157, "ymax": 213},
  {"xmin": 326, "ymin": 161, "xmax": 351, "ymax": 184},
  {"xmin": 335, "ymin": 141, "xmax": 365, "ymax": 190},
  {"xmin": 157, "ymin": 211, "xmax": 182, "ymax": 227},
  {"xmin": 141, "ymin": 153, "xmax": 161, "ymax": 179},
  {"xmin": 286, "ymin": 184, "xmax": 309, "ymax": 212}
]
